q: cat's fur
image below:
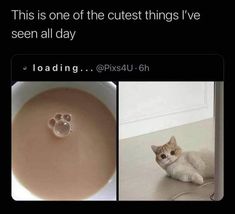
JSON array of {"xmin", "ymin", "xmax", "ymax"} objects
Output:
[{"xmin": 151, "ymin": 136, "xmax": 214, "ymax": 185}]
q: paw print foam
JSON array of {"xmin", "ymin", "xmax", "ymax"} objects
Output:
[{"xmin": 48, "ymin": 113, "xmax": 72, "ymax": 138}]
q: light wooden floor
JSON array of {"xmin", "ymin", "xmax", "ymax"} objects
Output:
[{"xmin": 119, "ymin": 119, "xmax": 215, "ymax": 200}]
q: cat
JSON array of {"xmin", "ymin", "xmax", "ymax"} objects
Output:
[{"xmin": 151, "ymin": 136, "xmax": 214, "ymax": 185}]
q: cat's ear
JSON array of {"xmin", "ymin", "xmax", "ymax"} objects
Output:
[
  {"xmin": 151, "ymin": 145, "xmax": 159, "ymax": 154},
  {"xmin": 169, "ymin": 136, "xmax": 177, "ymax": 145}
]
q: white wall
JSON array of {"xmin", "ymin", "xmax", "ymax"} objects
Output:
[{"xmin": 119, "ymin": 82, "xmax": 214, "ymax": 139}]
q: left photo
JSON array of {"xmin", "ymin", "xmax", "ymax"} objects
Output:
[{"xmin": 12, "ymin": 82, "xmax": 116, "ymax": 201}]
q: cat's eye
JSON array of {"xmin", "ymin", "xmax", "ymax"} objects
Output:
[
  {"xmin": 161, "ymin": 154, "xmax": 166, "ymax": 159},
  {"xmin": 170, "ymin": 151, "xmax": 175, "ymax": 155}
]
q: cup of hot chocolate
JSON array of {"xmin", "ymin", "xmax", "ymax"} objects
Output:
[{"xmin": 12, "ymin": 82, "xmax": 116, "ymax": 201}]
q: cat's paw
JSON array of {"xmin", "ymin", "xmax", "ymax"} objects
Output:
[
  {"xmin": 179, "ymin": 174, "xmax": 190, "ymax": 182},
  {"xmin": 48, "ymin": 113, "xmax": 72, "ymax": 138},
  {"xmin": 191, "ymin": 173, "xmax": 204, "ymax": 185}
]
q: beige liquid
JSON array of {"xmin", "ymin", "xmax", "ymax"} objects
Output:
[{"xmin": 12, "ymin": 88, "xmax": 116, "ymax": 200}]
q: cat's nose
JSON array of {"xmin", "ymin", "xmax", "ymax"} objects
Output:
[{"xmin": 161, "ymin": 154, "xmax": 166, "ymax": 159}]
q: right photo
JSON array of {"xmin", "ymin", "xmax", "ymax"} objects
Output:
[{"xmin": 119, "ymin": 81, "xmax": 223, "ymax": 201}]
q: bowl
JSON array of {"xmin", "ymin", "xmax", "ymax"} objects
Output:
[{"xmin": 12, "ymin": 81, "xmax": 116, "ymax": 201}]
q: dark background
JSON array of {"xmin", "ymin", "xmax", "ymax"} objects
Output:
[
  {"xmin": 11, "ymin": 54, "xmax": 224, "ymax": 81},
  {"xmin": 2, "ymin": 1, "xmax": 231, "ymax": 210},
  {"xmin": 8, "ymin": 4, "xmax": 229, "ymax": 56},
  {"xmin": 11, "ymin": 81, "xmax": 117, "ymax": 86}
]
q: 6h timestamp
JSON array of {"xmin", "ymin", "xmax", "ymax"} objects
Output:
[{"xmin": 96, "ymin": 64, "xmax": 150, "ymax": 73}]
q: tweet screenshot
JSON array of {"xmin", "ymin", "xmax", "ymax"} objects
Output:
[{"xmin": 3, "ymin": 3, "xmax": 228, "ymax": 207}]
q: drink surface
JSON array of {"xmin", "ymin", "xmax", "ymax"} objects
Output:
[{"xmin": 12, "ymin": 88, "xmax": 116, "ymax": 200}]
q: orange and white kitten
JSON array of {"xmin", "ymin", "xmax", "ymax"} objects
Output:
[{"xmin": 151, "ymin": 136, "xmax": 214, "ymax": 185}]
